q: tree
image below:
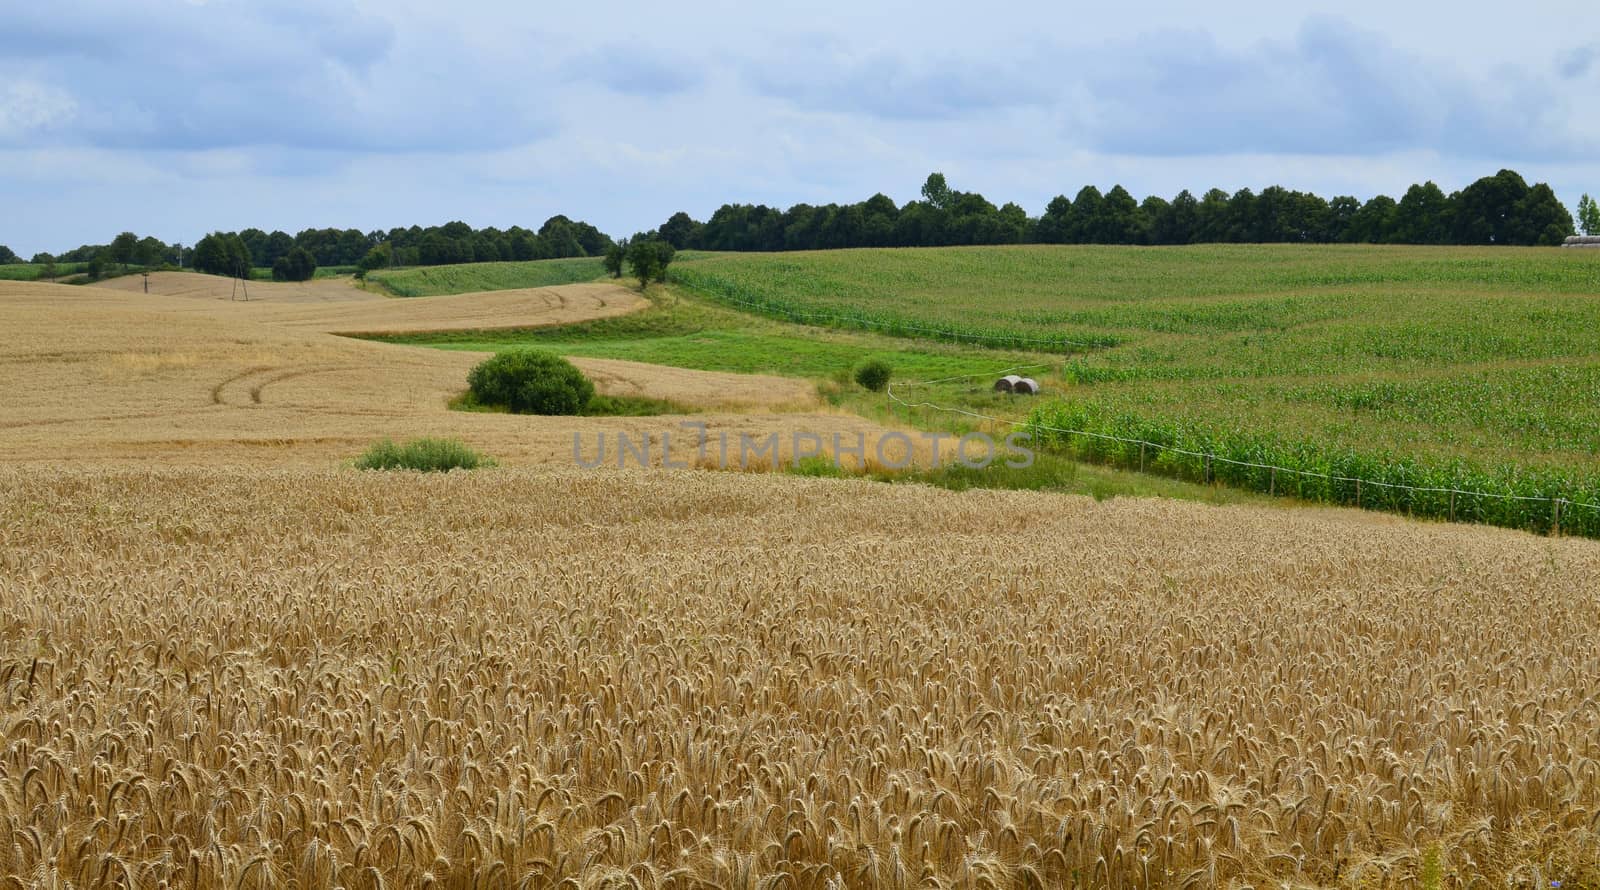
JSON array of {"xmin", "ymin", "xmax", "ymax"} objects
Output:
[
  {"xmin": 240, "ymin": 228, "xmax": 271, "ymax": 266},
  {"xmin": 1508, "ymin": 183, "xmax": 1574, "ymax": 246},
  {"xmin": 134, "ymin": 236, "xmax": 163, "ymax": 268},
  {"xmin": 626, "ymin": 240, "xmax": 673, "ymax": 288},
  {"xmin": 1098, "ymin": 185, "xmax": 1145, "ymax": 244},
  {"xmin": 264, "ymin": 231, "xmax": 295, "ymax": 266},
  {"xmin": 1347, "ymin": 195, "xmax": 1399, "ymax": 244},
  {"xmin": 651, "ymin": 241, "xmax": 675, "ymax": 281},
  {"xmin": 192, "ymin": 232, "xmax": 251, "ymax": 277},
  {"xmin": 1392, "ymin": 182, "xmax": 1451, "ymax": 244},
  {"xmin": 1575, "ymin": 194, "xmax": 1599, "ymax": 236},
  {"xmin": 357, "ymin": 243, "xmax": 394, "ymax": 274},
  {"xmin": 271, "ymin": 246, "xmax": 318, "ymax": 282},
  {"xmin": 1067, "ymin": 186, "xmax": 1104, "ymax": 243},
  {"xmin": 35, "ymin": 253, "xmax": 58, "ymax": 281},
  {"xmin": 1033, "ymin": 195, "xmax": 1073, "ymax": 243},
  {"xmin": 658, "ymin": 212, "xmax": 703, "ymax": 250},
  {"xmin": 0, "ymin": 246, "xmax": 17, "ymax": 264},
  {"xmin": 1194, "ymin": 188, "xmax": 1232, "ymax": 242},
  {"xmin": 1453, "ymin": 169, "xmax": 1529, "ymax": 244},
  {"xmin": 603, "ymin": 240, "xmax": 627, "ymax": 279},
  {"xmin": 109, "ymin": 232, "xmax": 140, "ymax": 271},
  {"xmin": 920, "ymin": 173, "xmax": 953, "ymax": 211}
]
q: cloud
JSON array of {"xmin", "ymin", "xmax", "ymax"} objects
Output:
[
  {"xmin": 1074, "ymin": 18, "xmax": 1591, "ymax": 161},
  {"xmin": 565, "ymin": 47, "xmax": 704, "ymax": 96},
  {"xmin": 0, "ymin": 0, "xmax": 552, "ymax": 153},
  {"xmin": 739, "ymin": 18, "xmax": 1595, "ymax": 162},
  {"xmin": 1559, "ymin": 45, "xmax": 1597, "ymax": 79},
  {"xmin": 0, "ymin": 81, "xmax": 78, "ymax": 143},
  {"xmin": 742, "ymin": 35, "xmax": 1053, "ymax": 120}
]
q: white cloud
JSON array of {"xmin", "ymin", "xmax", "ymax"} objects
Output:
[
  {"xmin": 0, "ymin": 81, "xmax": 78, "ymax": 142},
  {"xmin": 1, "ymin": 0, "xmax": 1597, "ymax": 257}
]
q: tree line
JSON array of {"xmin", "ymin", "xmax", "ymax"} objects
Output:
[
  {"xmin": 6, "ymin": 174, "xmax": 1594, "ymax": 283},
  {"xmin": 193, "ymin": 215, "xmax": 613, "ymax": 279},
  {"xmin": 13, "ymin": 215, "xmax": 615, "ymax": 281},
  {"xmin": 642, "ymin": 170, "xmax": 1583, "ymax": 252}
]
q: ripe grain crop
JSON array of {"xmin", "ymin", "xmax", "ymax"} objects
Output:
[
  {"xmin": 0, "ymin": 279, "xmax": 857, "ymax": 465},
  {"xmin": 90, "ymin": 272, "xmax": 648, "ymax": 335},
  {"xmin": 2, "ymin": 468, "xmax": 1598, "ymax": 887}
]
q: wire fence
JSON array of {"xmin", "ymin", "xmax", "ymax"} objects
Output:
[{"xmin": 887, "ymin": 367, "xmax": 1600, "ymax": 538}]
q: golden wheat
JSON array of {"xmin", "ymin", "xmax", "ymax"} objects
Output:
[
  {"xmin": 0, "ymin": 281, "xmax": 869, "ymax": 466},
  {"xmin": 88, "ymin": 271, "xmax": 649, "ymax": 335},
  {"xmin": 2, "ymin": 467, "xmax": 1597, "ymax": 888}
]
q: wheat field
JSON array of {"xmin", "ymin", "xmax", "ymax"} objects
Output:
[
  {"xmin": 0, "ymin": 279, "xmax": 890, "ymax": 466},
  {"xmin": 89, "ymin": 272, "xmax": 649, "ymax": 335},
  {"xmin": 1, "ymin": 468, "xmax": 1597, "ymax": 888},
  {"xmin": 3, "ymin": 273, "xmax": 1598, "ymax": 887}
]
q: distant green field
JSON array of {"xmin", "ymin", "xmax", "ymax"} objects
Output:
[
  {"xmin": 366, "ymin": 258, "xmax": 605, "ymax": 297},
  {"xmin": 671, "ymin": 245, "xmax": 1600, "ymax": 463},
  {"xmin": 0, "ymin": 263, "xmax": 88, "ymax": 281},
  {"xmin": 666, "ymin": 244, "xmax": 1600, "ymax": 533},
  {"xmin": 249, "ymin": 265, "xmax": 358, "ymax": 281},
  {"xmin": 361, "ymin": 244, "xmax": 1600, "ymax": 534},
  {"xmin": 366, "ymin": 295, "xmax": 1044, "ymax": 384}
]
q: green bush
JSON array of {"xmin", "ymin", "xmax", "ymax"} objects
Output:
[
  {"xmin": 356, "ymin": 438, "xmax": 492, "ymax": 472},
  {"xmin": 467, "ymin": 349, "xmax": 595, "ymax": 415},
  {"xmin": 854, "ymin": 359, "xmax": 892, "ymax": 392},
  {"xmin": 271, "ymin": 247, "xmax": 317, "ymax": 282}
]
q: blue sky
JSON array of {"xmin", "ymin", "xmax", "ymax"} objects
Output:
[{"xmin": 2, "ymin": 0, "xmax": 1596, "ymax": 256}]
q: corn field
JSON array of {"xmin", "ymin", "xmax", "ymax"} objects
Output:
[
  {"xmin": 3, "ymin": 468, "xmax": 1598, "ymax": 888},
  {"xmin": 1026, "ymin": 401, "xmax": 1600, "ymax": 538},
  {"xmin": 672, "ymin": 244, "xmax": 1600, "ymax": 478}
]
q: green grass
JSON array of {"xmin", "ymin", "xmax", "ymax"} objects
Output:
[
  {"xmin": 788, "ymin": 450, "xmax": 1281, "ymax": 506},
  {"xmin": 0, "ymin": 263, "xmax": 88, "ymax": 281},
  {"xmin": 363, "ymin": 291, "xmax": 1049, "ymax": 385},
  {"xmin": 671, "ymin": 244, "xmax": 1600, "ymax": 469},
  {"xmin": 354, "ymin": 437, "xmax": 493, "ymax": 472},
  {"xmin": 366, "ymin": 258, "xmax": 606, "ymax": 297},
  {"xmin": 665, "ymin": 244, "xmax": 1600, "ymax": 536},
  {"xmin": 249, "ymin": 265, "xmax": 358, "ymax": 281}
]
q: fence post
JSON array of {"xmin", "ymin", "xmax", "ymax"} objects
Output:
[
  {"xmin": 1270, "ymin": 467, "xmax": 1276, "ymax": 497},
  {"xmin": 1204, "ymin": 453, "xmax": 1212, "ymax": 485},
  {"xmin": 1356, "ymin": 480, "xmax": 1362, "ymax": 509},
  {"xmin": 1553, "ymin": 498, "xmax": 1562, "ymax": 537},
  {"xmin": 1139, "ymin": 442, "xmax": 1145, "ymax": 474},
  {"xmin": 1449, "ymin": 491, "xmax": 1456, "ymax": 523}
]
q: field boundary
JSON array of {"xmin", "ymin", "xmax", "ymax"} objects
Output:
[{"xmin": 887, "ymin": 367, "xmax": 1600, "ymax": 538}]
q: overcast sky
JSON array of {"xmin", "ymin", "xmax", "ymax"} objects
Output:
[{"xmin": 2, "ymin": 0, "xmax": 1597, "ymax": 256}]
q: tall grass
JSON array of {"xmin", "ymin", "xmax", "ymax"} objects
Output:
[{"xmin": 355, "ymin": 437, "xmax": 492, "ymax": 471}]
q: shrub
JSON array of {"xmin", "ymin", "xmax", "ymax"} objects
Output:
[
  {"xmin": 467, "ymin": 349, "xmax": 595, "ymax": 415},
  {"xmin": 854, "ymin": 359, "xmax": 892, "ymax": 392},
  {"xmin": 356, "ymin": 438, "xmax": 491, "ymax": 471}
]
